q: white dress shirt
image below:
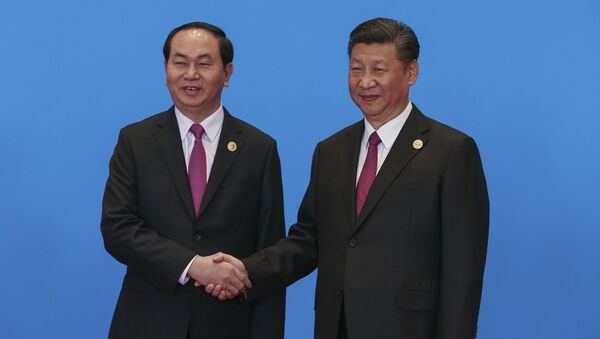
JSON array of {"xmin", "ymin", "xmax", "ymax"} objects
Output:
[
  {"xmin": 174, "ymin": 105, "xmax": 225, "ymax": 285},
  {"xmin": 356, "ymin": 101, "xmax": 413, "ymax": 184}
]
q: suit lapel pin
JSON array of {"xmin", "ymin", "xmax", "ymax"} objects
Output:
[
  {"xmin": 227, "ymin": 141, "xmax": 237, "ymax": 152},
  {"xmin": 412, "ymin": 139, "xmax": 424, "ymax": 150}
]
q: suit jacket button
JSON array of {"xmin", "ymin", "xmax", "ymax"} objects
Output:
[
  {"xmin": 348, "ymin": 238, "xmax": 357, "ymax": 247},
  {"xmin": 336, "ymin": 287, "xmax": 343, "ymax": 296},
  {"xmin": 193, "ymin": 234, "xmax": 203, "ymax": 242}
]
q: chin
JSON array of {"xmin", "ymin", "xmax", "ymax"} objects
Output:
[{"xmin": 358, "ymin": 106, "xmax": 381, "ymax": 117}]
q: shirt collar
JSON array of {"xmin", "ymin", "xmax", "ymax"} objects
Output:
[
  {"xmin": 174, "ymin": 105, "xmax": 224, "ymax": 143},
  {"xmin": 363, "ymin": 101, "xmax": 412, "ymax": 149}
]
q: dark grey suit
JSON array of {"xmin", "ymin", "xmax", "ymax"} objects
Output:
[
  {"xmin": 243, "ymin": 105, "xmax": 489, "ymax": 339},
  {"xmin": 101, "ymin": 107, "xmax": 285, "ymax": 339}
]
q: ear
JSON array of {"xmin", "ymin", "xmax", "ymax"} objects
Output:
[
  {"xmin": 407, "ymin": 59, "xmax": 419, "ymax": 85},
  {"xmin": 223, "ymin": 63, "xmax": 234, "ymax": 87},
  {"xmin": 163, "ymin": 60, "xmax": 169, "ymax": 85}
]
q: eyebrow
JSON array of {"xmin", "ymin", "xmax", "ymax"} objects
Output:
[
  {"xmin": 173, "ymin": 53, "xmax": 212, "ymax": 60},
  {"xmin": 370, "ymin": 58, "xmax": 388, "ymax": 64},
  {"xmin": 350, "ymin": 58, "xmax": 388, "ymax": 65}
]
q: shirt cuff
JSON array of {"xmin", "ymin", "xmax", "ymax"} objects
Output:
[{"xmin": 178, "ymin": 255, "xmax": 198, "ymax": 285}]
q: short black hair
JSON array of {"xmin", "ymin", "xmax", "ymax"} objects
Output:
[
  {"xmin": 348, "ymin": 18, "xmax": 419, "ymax": 63},
  {"xmin": 163, "ymin": 22, "xmax": 234, "ymax": 66}
]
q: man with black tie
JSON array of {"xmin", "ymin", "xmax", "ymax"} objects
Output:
[
  {"xmin": 210, "ymin": 18, "xmax": 489, "ymax": 339},
  {"xmin": 101, "ymin": 22, "xmax": 285, "ymax": 339}
]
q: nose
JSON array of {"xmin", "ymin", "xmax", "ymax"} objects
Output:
[
  {"xmin": 358, "ymin": 73, "xmax": 376, "ymax": 89},
  {"xmin": 184, "ymin": 64, "xmax": 201, "ymax": 80}
]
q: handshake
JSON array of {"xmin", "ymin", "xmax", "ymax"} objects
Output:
[{"xmin": 187, "ymin": 252, "xmax": 250, "ymax": 300}]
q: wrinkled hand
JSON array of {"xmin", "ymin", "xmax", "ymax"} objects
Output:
[
  {"xmin": 187, "ymin": 252, "xmax": 251, "ymax": 299},
  {"xmin": 204, "ymin": 253, "xmax": 250, "ymax": 300}
]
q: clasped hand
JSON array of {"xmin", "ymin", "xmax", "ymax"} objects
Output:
[{"xmin": 187, "ymin": 252, "xmax": 249, "ymax": 300}]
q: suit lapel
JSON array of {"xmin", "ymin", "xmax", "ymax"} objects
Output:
[
  {"xmin": 152, "ymin": 108, "xmax": 196, "ymax": 222},
  {"xmin": 197, "ymin": 109, "xmax": 244, "ymax": 217},
  {"xmin": 353, "ymin": 106, "xmax": 431, "ymax": 232},
  {"xmin": 339, "ymin": 122, "xmax": 364, "ymax": 230}
]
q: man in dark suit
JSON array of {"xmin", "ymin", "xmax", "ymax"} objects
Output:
[
  {"xmin": 210, "ymin": 18, "xmax": 489, "ymax": 339},
  {"xmin": 101, "ymin": 22, "xmax": 285, "ymax": 339}
]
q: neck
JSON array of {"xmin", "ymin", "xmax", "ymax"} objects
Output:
[
  {"xmin": 177, "ymin": 105, "xmax": 220, "ymax": 123},
  {"xmin": 366, "ymin": 101, "xmax": 409, "ymax": 130}
]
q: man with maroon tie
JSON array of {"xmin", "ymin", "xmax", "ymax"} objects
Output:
[
  {"xmin": 101, "ymin": 22, "xmax": 285, "ymax": 339},
  {"xmin": 211, "ymin": 17, "xmax": 490, "ymax": 339}
]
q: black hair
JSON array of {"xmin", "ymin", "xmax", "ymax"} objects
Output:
[
  {"xmin": 348, "ymin": 18, "xmax": 419, "ymax": 63},
  {"xmin": 163, "ymin": 22, "xmax": 234, "ymax": 66}
]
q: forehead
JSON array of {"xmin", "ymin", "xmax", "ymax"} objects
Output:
[
  {"xmin": 170, "ymin": 29, "xmax": 219, "ymax": 56},
  {"xmin": 350, "ymin": 42, "xmax": 397, "ymax": 63}
]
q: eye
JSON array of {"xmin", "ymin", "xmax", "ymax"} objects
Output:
[
  {"xmin": 198, "ymin": 62, "xmax": 211, "ymax": 67},
  {"xmin": 351, "ymin": 67, "xmax": 362, "ymax": 72},
  {"xmin": 173, "ymin": 61, "xmax": 186, "ymax": 67},
  {"xmin": 375, "ymin": 67, "xmax": 386, "ymax": 73}
]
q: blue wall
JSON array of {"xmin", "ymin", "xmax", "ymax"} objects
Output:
[{"xmin": 1, "ymin": 0, "xmax": 599, "ymax": 338}]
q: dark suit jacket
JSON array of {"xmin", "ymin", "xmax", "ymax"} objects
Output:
[
  {"xmin": 243, "ymin": 105, "xmax": 489, "ymax": 339},
  {"xmin": 101, "ymin": 107, "xmax": 285, "ymax": 339}
]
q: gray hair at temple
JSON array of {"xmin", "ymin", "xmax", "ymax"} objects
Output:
[{"xmin": 348, "ymin": 18, "xmax": 420, "ymax": 64}]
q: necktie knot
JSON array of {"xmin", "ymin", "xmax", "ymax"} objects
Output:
[
  {"xmin": 368, "ymin": 132, "xmax": 381, "ymax": 147},
  {"xmin": 190, "ymin": 123, "xmax": 205, "ymax": 140}
]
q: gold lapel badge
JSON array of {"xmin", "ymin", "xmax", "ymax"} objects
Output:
[
  {"xmin": 412, "ymin": 139, "xmax": 424, "ymax": 150},
  {"xmin": 227, "ymin": 141, "xmax": 237, "ymax": 152}
]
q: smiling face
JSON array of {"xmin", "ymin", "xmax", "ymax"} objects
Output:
[
  {"xmin": 165, "ymin": 29, "xmax": 232, "ymax": 121},
  {"xmin": 348, "ymin": 42, "xmax": 418, "ymax": 129}
]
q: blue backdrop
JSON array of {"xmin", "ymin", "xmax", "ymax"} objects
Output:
[{"xmin": 1, "ymin": 0, "xmax": 599, "ymax": 338}]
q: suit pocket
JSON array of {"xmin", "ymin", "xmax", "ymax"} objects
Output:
[
  {"xmin": 218, "ymin": 174, "xmax": 256, "ymax": 190},
  {"xmin": 396, "ymin": 289, "xmax": 437, "ymax": 311},
  {"xmin": 390, "ymin": 177, "xmax": 439, "ymax": 191},
  {"xmin": 122, "ymin": 271, "xmax": 160, "ymax": 292}
]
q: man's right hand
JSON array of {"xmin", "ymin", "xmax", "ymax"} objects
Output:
[
  {"xmin": 204, "ymin": 253, "xmax": 251, "ymax": 300},
  {"xmin": 187, "ymin": 252, "xmax": 251, "ymax": 298}
]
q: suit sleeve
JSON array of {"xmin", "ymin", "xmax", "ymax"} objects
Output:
[
  {"xmin": 242, "ymin": 144, "xmax": 320, "ymax": 301},
  {"xmin": 436, "ymin": 137, "xmax": 489, "ymax": 339},
  {"xmin": 248, "ymin": 140, "xmax": 287, "ymax": 339},
  {"xmin": 101, "ymin": 129, "xmax": 197, "ymax": 290}
]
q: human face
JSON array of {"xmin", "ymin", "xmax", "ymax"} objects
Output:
[
  {"xmin": 348, "ymin": 43, "xmax": 418, "ymax": 128},
  {"xmin": 165, "ymin": 29, "xmax": 233, "ymax": 121}
]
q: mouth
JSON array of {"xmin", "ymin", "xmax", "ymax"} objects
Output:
[
  {"xmin": 360, "ymin": 94, "xmax": 379, "ymax": 102},
  {"xmin": 182, "ymin": 86, "xmax": 201, "ymax": 93}
]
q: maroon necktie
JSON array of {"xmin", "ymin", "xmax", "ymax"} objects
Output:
[
  {"xmin": 356, "ymin": 132, "xmax": 382, "ymax": 216},
  {"xmin": 189, "ymin": 124, "xmax": 207, "ymax": 216}
]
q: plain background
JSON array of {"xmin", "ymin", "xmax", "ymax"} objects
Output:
[{"xmin": 1, "ymin": 0, "xmax": 599, "ymax": 338}]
